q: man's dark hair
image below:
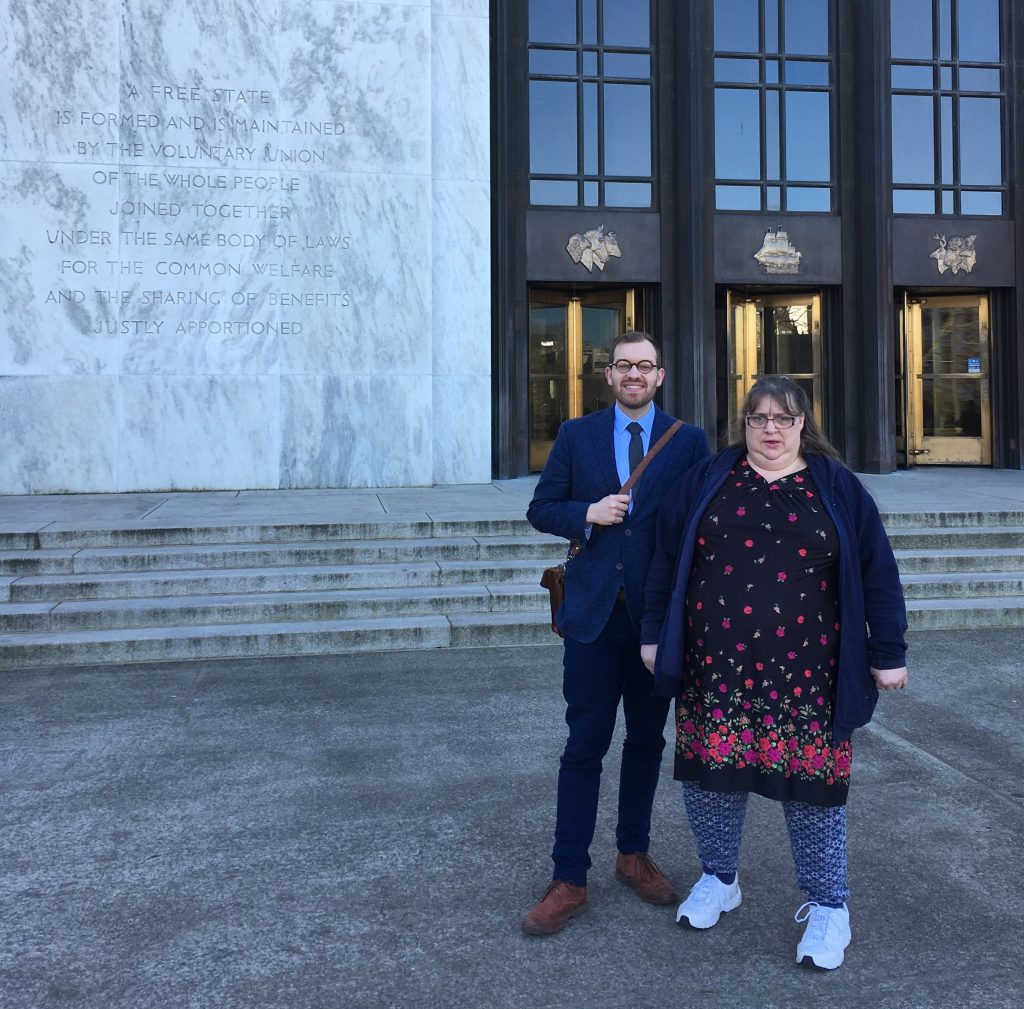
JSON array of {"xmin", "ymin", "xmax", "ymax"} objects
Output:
[{"xmin": 607, "ymin": 330, "xmax": 661, "ymax": 367}]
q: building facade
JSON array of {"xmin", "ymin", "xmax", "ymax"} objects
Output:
[
  {"xmin": 0, "ymin": 0, "xmax": 492, "ymax": 494},
  {"xmin": 491, "ymin": 0, "xmax": 1024, "ymax": 476},
  {"xmin": 1, "ymin": 0, "xmax": 1020, "ymax": 494}
]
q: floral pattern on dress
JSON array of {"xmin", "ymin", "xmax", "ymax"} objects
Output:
[{"xmin": 676, "ymin": 460, "xmax": 852, "ymax": 806}]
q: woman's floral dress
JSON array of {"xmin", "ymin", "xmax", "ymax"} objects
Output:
[{"xmin": 676, "ymin": 459, "xmax": 851, "ymax": 806}]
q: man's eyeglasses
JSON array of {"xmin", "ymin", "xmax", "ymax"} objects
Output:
[
  {"xmin": 745, "ymin": 413, "xmax": 800, "ymax": 429},
  {"xmin": 609, "ymin": 359, "xmax": 658, "ymax": 375}
]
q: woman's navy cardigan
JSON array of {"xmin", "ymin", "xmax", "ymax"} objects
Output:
[{"xmin": 640, "ymin": 447, "xmax": 908, "ymax": 743}]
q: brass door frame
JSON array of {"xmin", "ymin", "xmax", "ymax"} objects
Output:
[
  {"xmin": 904, "ymin": 293, "xmax": 992, "ymax": 465},
  {"xmin": 567, "ymin": 298, "xmax": 583, "ymax": 418},
  {"xmin": 528, "ymin": 287, "xmax": 637, "ymax": 471},
  {"xmin": 726, "ymin": 295, "xmax": 760, "ymax": 424},
  {"xmin": 567, "ymin": 289, "xmax": 636, "ymax": 415},
  {"xmin": 726, "ymin": 290, "xmax": 824, "ymax": 430},
  {"xmin": 896, "ymin": 294, "xmax": 909, "ymax": 466}
]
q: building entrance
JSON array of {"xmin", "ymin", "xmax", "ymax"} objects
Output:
[
  {"xmin": 726, "ymin": 291, "xmax": 824, "ymax": 430},
  {"xmin": 527, "ymin": 287, "xmax": 639, "ymax": 471},
  {"xmin": 899, "ymin": 294, "xmax": 992, "ymax": 466}
]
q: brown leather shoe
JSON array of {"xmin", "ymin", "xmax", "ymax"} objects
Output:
[
  {"xmin": 520, "ymin": 880, "xmax": 588, "ymax": 936},
  {"xmin": 615, "ymin": 852, "xmax": 679, "ymax": 905}
]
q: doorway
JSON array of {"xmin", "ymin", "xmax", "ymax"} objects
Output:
[
  {"xmin": 726, "ymin": 291, "xmax": 824, "ymax": 431},
  {"xmin": 528, "ymin": 287, "xmax": 639, "ymax": 471},
  {"xmin": 898, "ymin": 294, "xmax": 992, "ymax": 465}
]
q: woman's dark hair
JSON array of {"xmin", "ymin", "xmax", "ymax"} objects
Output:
[{"xmin": 730, "ymin": 375, "xmax": 843, "ymax": 462}]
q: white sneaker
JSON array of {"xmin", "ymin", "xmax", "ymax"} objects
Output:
[
  {"xmin": 794, "ymin": 902, "xmax": 851, "ymax": 969},
  {"xmin": 675, "ymin": 872, "xmax": 741, "ymax": 929}
]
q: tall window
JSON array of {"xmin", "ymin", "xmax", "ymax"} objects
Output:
[
  {"xmin": 528, "ymin": 0, "xmax": 654, "ymax": 208},
  {"xmin": 713, "ymin": 0, "xmax": 833, "ymax": 212},
  {"xmin": 891, "ymin": 0, "xmax": 1005, "ymax": 215}
]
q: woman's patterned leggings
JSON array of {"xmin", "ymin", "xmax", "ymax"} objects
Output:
[{"xmin": 682, "ymin": 782, "xmax": 850, "ymax": 906}]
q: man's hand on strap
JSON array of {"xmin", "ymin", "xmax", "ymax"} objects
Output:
[{"xmin": 586, "ymin": 493, "xmax": 631, "ymax": 526}]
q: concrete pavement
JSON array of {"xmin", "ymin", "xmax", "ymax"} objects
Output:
[{"xmin": 1, "ymin": 629, "xmax": 1021, "ymax": 1009}]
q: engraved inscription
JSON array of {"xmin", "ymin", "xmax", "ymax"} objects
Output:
[{"xmin": 43, "ymin": 83, "xmax": 356, "ymax": 340}]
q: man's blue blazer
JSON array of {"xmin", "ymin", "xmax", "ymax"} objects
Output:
[{"xmin": 527, "ymin": 405, "xmax": 710, "ymax": 643}]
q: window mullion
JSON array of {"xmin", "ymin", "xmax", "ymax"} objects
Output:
[
  {"xmin": 596, "ymin": 0, "xmax": 604, "ymax": 204},
  {"xmin": 950, "ymin": 0, "xmax": 958, "ymax": 211},
  {"xmin": 577, "ymin": 0, "xmax": 583, "ymax": 204},
  {"xmin": 778, "ymin": 85, "xmax": 787, "ymax": 210},
  {"xmin": 760, "ymin": 90, "xmax": 768, "ymax": 211},
  {"xmin": 762, "ymin": 0, "xmax": 768, "ymax": 210}
]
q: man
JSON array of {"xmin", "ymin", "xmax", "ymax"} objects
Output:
[{"xmin": 522, "ymin": 331, "xmax": 710, "ymax": 936}]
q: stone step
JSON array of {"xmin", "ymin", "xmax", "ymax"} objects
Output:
[
  {"xmin": 0, "ymin": 615, "xmax": 454, "ymax": 668},
  {"xmin": 2, "ymin": 594, "xmax": 1017, "ymax": 667},
  {"xmin": 0, "ymin": 610, "xmax": 559, "ymax": 668},
  {"xmin": 0, "ymin": 529, "xmax": 41, "ymax": 551},
  {"xmin": 34, "ymin": 534, "xmax": 565, "ymax": 574},
  {"xmin": 9, "ymin": 512, "xmax": 1020, "ymax": 553},
  {"xmin": 2, "ymin": 505, "xmax": 1022, "ymax": 668},
  {"xmin": 899, "ymin": 572, "xmax": 1024, "ymax": 599},
  {"xmin": 878, "ymin": 510, "xmax": 1024, "ymax": 529},
  {"xmin": 0, "ymin": 549, "xmax": 77, "ymax": 576},
  {"xmin": 4, "ymin": 528, "xmax": 1015, "ymax": 573},
  {"xmin": 7, "ymin": 558, "xmax": 551, "ymax": 603},
  {"xmin": 7, "ymin": 525, "xmax": 1020, "ymax": 569},
  {"xmin": 4, "ymin": 598, "xmax": 1015, "ymax": 667},
  {"xmin": 0, "ymin": 583, "xmax": 548, "ymax": 633},
  {"xmin": 906, "ymin": 596, "xmax": 1024, "ymax": 630},
  {"xmin": 893, "ymin": 547, "xmax": 1024, "ymax": 574},
  {"xmin": 448, "ymin": 611, "xmax": 557, "ymax": 648},
  {"xmin": 5, "ymin": 564, "xmax": 1018, "ymax": 636},
  {"xmin": 30, "ymin": 516, "xmax": 540, "ymax": 550},
  {"xmin": 1, "ymin": 589, "xmax": 1019, "ymax": 668},
  {"xmin": 8, "ymin": 561, "xmax": 437, "ymax": 602},
  {"xmin": 0, "ymin": 603, "xmax": 55, "ymax": 632},
  {"xmin": 887, "ymin": 526, "xmax": 1024, "ymax": 550}
]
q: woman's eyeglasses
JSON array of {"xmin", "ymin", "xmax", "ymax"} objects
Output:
[{"xmin": 745, "ymin": 413, "xmax": 800, "ymax": 429}]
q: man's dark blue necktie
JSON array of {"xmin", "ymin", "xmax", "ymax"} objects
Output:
[{"xmin": 627, "ymin": 421, "xmax": 645, "ymax": 474}]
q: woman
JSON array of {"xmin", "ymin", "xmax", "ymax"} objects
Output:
[{"xmin": 640, "ymin": 375, "xmax": 907, "ymax": 970}]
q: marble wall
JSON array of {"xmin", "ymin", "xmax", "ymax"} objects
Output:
[{"xmin": 0, "ymin": 0, "xmax": 491, "ymax": 492}]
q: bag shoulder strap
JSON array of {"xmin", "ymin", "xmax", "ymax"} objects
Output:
[{"xmin": 619, "ymin": 419, "xmax": 684, "ymax": 494}]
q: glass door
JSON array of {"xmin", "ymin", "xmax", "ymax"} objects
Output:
[
  {"xmin": 726, "ymin": 291, "xmax": 824, "ymax": 431},
  {"xmin": 903, "ymin": 294, "xmax": 992, "ymax": 465},
  {"xmin": 528, "ymin": 287, "xmax": 636, "ymax": 471}
]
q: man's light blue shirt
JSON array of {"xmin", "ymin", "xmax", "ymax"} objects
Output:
[
  {"xmin": 583, "ymin": 403, "xmax": 656, "ymax": 541},
  {"xmin": 613, "ymin": 402, "xmax": 654, "ymax": 509}
]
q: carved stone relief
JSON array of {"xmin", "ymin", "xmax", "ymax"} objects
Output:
[
  {"xmin": 930, "ymin": 234, "xmax": 977, "ymax": 275},
  {"xmin": 753, "ymin": 227, "xmax": 802, "ymax": 275},
  {"xmin": 566, "ymin": 225, "xmax": 622, "ymax": 272}
]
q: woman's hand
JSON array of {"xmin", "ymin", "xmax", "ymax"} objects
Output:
[
  {"xmin": 641, "ymin": 643, "xmax": 658, "ymax": 673},
  {"xmin": 871, "ymin": 665, "xmax": 908, "ymax": 690}
]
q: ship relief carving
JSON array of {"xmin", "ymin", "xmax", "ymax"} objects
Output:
[
  {"xmin": 929, "ymin": 233, "xmax": 977, "ymax": 275},
  {"xmin": 566, "ymin": 225, "xmax": 622, "ymax": 272},
  {"xmin": 753, "ymin": 227, "xmax": 802, "ymax": 274}
]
